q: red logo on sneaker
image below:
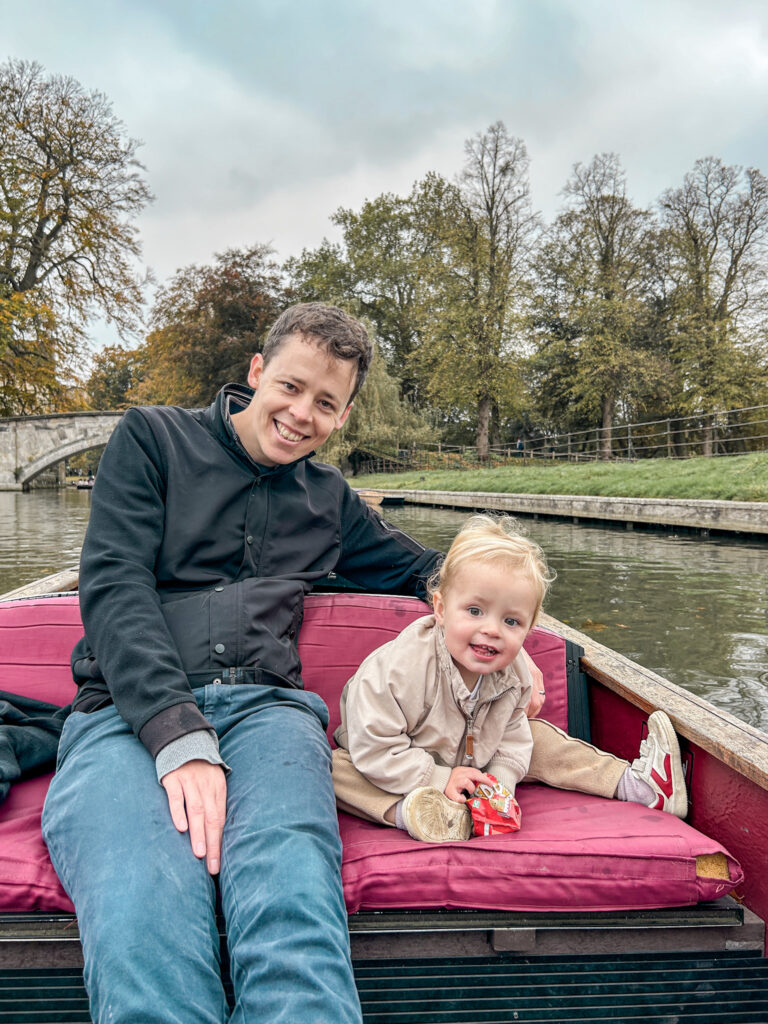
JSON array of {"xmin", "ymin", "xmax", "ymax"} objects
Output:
[{"xmin": 650, "ymin": 754, "xmax": 674, "ymax": 809}]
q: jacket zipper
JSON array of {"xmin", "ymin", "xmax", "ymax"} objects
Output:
[{"xmin": 459, "ymin": 684, "xmax": 519, "ymax": 768}]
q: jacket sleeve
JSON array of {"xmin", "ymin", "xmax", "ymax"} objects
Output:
[
  {"xmin": 340, "ymin": 635, "xmax": 447, "ymax": 796},
  {"xmin": 77, "ymin": 409, "xmax": 211, "ymax": 755},
  {"xmin": 484, "ymin": 652, "xmax": 534, "ymax": 794},
  {"xmin": 335, "ymin": 484, "xmax": 442, "ymax": 601}
]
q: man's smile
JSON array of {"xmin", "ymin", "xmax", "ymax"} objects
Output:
[{"xmin": 275, "ymin": 420, "xmax": 308, "ymax": 442}]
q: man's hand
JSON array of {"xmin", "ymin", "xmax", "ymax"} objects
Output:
[
  {"xmin": 161, "ymin": 760, "xmax": 227, "ymax": 875},
  {"xmin": 521, "ymin": 647, "xmax": 546, "ymax": 718},
  {"xmin": 444, "ymin": 766, "xmax": 492, "ymax": 802}
]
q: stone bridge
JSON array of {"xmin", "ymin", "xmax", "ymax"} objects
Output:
[{"xmin": 0, "ymin": 411, "xmax": 123, "ymax": 490}]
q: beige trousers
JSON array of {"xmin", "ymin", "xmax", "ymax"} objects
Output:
[{"xmin": 331, "ymin": 718, "xmax": 629, "ymax": 826}]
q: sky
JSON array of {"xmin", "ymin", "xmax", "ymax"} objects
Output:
[{"xmin": 3, "ymin": 0, "xmax": 768, "ymax": 351}]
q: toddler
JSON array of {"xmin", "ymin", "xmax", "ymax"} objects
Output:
[
  {"xmin": 332, "ymin": 514, "xmax": 549, "ymax": 841},
  {"xmin": 333, "ymin": 514, "xmax": 688, "ymax": 843}
]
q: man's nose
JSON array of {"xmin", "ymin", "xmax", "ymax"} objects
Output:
[{"xmin": 290, "ymin": 395, "xmax": 313, "ymax": 422}]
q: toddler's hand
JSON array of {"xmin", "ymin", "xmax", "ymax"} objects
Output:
[{"xmin": 444, "ymin": 766, "xmax": 492, "ymax": 802}]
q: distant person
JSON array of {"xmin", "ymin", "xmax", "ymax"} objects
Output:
[{"xmin": 515, "ymin": 437, "xmax": 524, "ymax": 456}]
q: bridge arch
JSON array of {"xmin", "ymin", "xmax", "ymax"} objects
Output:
[
  {"xmin": 0, "ymin": 412, "xmax": 123, "ymax": 491},
  {"xmin": 18, "ymin": 428, "xmax": 117, "ymax": 489}
]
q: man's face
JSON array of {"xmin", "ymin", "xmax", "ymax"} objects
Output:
[{"xmin": 235, "ymin": 333, "xmax": 356, "ymax": 466}]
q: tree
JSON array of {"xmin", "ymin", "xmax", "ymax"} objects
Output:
[
  {"xmin": 87, "ymin": 344, "xmax": 146, "ymax": 409},
  {"xmin": 0, "ymin": 290, "xmax": 62, "ymax": 414},
  {"xmin": 656, "ymin": 157, "xmax": 768, "ymax": 449},
  {"xmin": 529, "ymin": 154, "xmax": 661, "ymax": 458},
  {"xmin": 134, "ymin": 246, "xmax": 286, "ymax": 407},
  {"xmin": 319, "ymin": 345, "xmax": 436, "ymax": 471},
  {"xmin": 287, "ymin": 191, "xmax": 431, "ymax": 402},
  {"xmin": 0, "ymin": 59, "xmax": 153, "ymax": 412},
  {"xmin": 414, "ymin": 124, "xmax": 539, "ymax": 458}
]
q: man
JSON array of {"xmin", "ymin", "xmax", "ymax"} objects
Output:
[{"xmin": 42, "ymin": 303, "xmax": 443, "ymax": 1023}]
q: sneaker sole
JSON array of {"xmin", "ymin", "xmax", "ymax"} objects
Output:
[
  {"xmin": 402, "ymin": 787, "xmax": 472, "ymax": 843},
  {"xmin": 648, "ymin": 711, "xmax": 688, "ymax": 818}
]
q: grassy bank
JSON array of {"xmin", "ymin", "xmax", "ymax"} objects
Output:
[{"xmin": 351, "ymin": 452, "xmax": 768, "ymax": 503}]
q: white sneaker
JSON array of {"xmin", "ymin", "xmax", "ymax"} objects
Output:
[
  {"xmin": 401, "ymin": 787, "xmax": 472, "ymax": 842},
  {"xmin": 630, "ymin": 711, "xmax": 688, "ymax": 818}
]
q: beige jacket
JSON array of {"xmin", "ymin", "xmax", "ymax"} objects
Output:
[{"xmin": 333, "ymin": 614, "xmax": 533, "ymax": 796}]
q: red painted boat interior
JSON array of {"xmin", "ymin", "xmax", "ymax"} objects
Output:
[{"xmin": 590, "ymin": 683, "xmax": 768, "ymax": 955}]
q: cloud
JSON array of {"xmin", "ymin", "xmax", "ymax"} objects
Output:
[{"xmin": 3, "ymin": 0, "xmax": 768, "ymax": 351}]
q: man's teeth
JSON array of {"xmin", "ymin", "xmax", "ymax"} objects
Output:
[{"xmin": 276, "ymin": 422, "xmax": 304, "ymax": 442}]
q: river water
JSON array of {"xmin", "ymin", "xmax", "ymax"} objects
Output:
[{"xmin": 2, "ymin": 490, "xmax": 767, "ymax": 730}]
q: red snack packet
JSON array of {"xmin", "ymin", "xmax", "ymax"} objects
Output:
[{"xmin": 467, "ymin": 775, "xmax": 522, "ymax": 837}]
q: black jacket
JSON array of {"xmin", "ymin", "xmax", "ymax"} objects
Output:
[{"xmin": 72, "ymin": 385, "xmax": 440, "ymax": 758}]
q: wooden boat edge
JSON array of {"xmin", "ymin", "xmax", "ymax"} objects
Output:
[
  {"xmin": 0, "ymin": 567, "xmax": 80, "ymax": 602},
  {"xmin": 539, "ymin": 610, "xmax": 768, "ymax": 790}
]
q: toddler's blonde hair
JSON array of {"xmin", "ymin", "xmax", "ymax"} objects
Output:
[{"xmin": 428, "ymin": 515, "xmax": 555, "ymax": 625}]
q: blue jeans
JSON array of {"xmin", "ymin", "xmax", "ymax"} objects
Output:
[{"xmin": 42, "ymin": 684, "xmax": 362, "ymax": 1024}]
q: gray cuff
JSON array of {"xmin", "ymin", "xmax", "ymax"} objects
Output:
[{"xmin": 155, "ymin": 729, "xmax": 230, "ymax": 783}]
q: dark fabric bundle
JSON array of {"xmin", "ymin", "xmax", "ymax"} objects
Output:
[{"xmin": 0, "ymin": 691, "xmax": 71, "ymax": 803}]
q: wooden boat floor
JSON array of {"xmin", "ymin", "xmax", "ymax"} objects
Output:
[
  {"xmin": 0, "ymin": 951, "xmax": 766, "ymax": 1022},
  {"xmin": 0, "ymin": 897, "xmax": 762, "ymax": 971}
]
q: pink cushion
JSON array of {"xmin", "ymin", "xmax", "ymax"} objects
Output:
[
  {"xmin": 340, "ymin": 786, "xmax": 742, "ymax": 913},
  {"xmin": 0, "ymin": 593, "xmax": 744, "ymax": 916},
  {"xmin": 298, "ymin": 593, "xmax": 569, "ymax": 738},
  {"xmin": 0, "ymin": 596, "xmax": 80, "ymax": 706},
  {"xmin": 0, "ymin": 774, "xmax": 72, "ymax": 912},
  {"xmin": 0, "ymin": 592, "xmax": 567, "ymax": 728}
]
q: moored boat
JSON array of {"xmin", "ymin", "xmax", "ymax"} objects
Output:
[
  {"xmin": 0, "ymin": 571, "xmax": 766, "ymax": 1020},
  {"xmin": 353, "ymin": 489, "xmax": 407, "ymax": 508},
  {"xmin": 354, "ymin": 488, "xmax": 384, "ymax": 508}
]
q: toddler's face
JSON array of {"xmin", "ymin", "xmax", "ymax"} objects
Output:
[{"xmin": 433, "ymin": 562, "xmax": 538, "ymax": 689}]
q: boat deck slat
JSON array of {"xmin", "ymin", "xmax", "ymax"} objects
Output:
[{"xmin": 0, "ymin": 953, "xmax": 766, "ymax": 1022}]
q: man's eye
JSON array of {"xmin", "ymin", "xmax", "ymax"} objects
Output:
[{"xmin": 283, "ymin": 381, "xmax": 297, "ymax": 392}]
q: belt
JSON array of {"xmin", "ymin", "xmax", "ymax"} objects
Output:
[{"xmin": 188, "ymin": 666, "xmax": 301, "ymax": 689}]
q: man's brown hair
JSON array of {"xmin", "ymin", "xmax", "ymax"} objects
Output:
[{"xmin": 262, "ymin": 303, "xmax": 373, "ymax": 401}]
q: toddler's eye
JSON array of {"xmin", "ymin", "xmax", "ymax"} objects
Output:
[
  {"xmin": 505, "ymin": 617, "xmax": 520, "ymax": 627},
  {"xmin": 468, "ymin": 606, "xmax": 482, "ymax": 616}
]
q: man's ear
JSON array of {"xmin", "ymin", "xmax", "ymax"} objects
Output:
[
  {"xmin": 247, "ymin": 353, "xmax": 264, "ymax": 389},
  {"xmin": 432, "ymin": 590, "xmax": 445, "ymax": 626},
  {"xmin": 334, "ymin": 402, "xmax": 353, "ymax": 430}
]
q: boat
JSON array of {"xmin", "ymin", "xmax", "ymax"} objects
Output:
[
  {"xmin": 0, "ymin": 568, "xmax": 766, "ymax": 1020},
  {"xmin": 354, "ymin": 490, "xmax": 407, "ymax": 508},
  {"xmin": 354, "ymin": 488, "xmax": 384, "ymax": 508}
]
